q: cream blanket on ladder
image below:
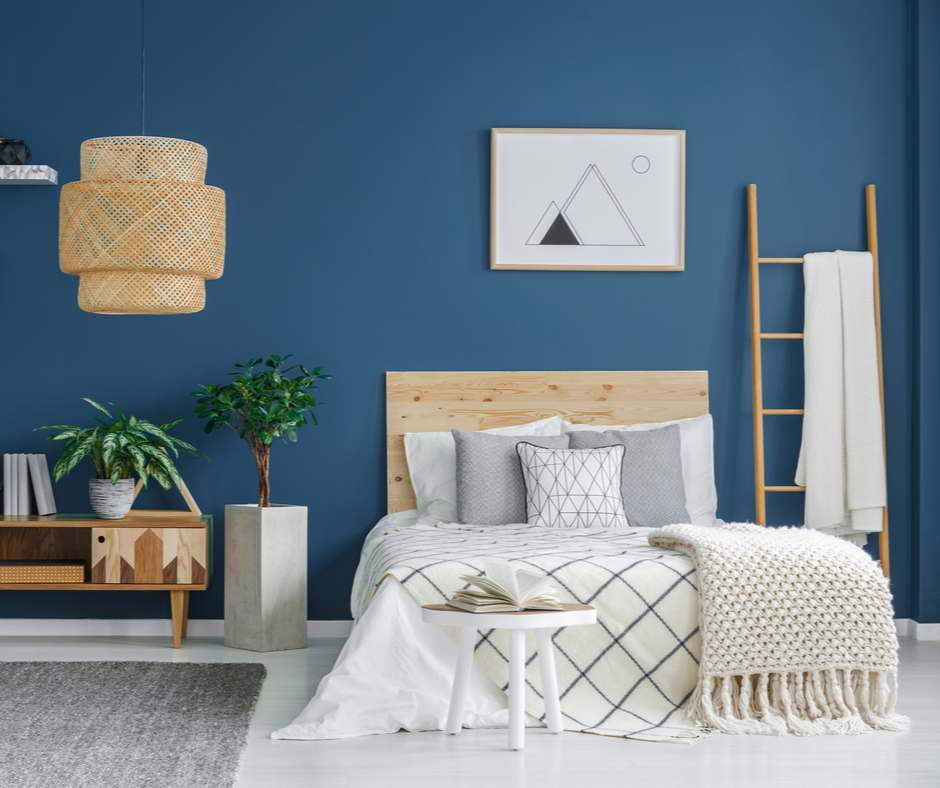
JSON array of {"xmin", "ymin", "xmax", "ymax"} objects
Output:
[
  {"xmin": 795, "ymin": 250, "xmax": 886, "ymax": 543},
  {"xmin": 649, "ymin": 523, "xmax": 909, "ymax": 736}
]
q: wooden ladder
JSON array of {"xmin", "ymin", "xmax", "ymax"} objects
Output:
[{"xmin": 747, "ymin": 184, "xmax": 890, "ymax": 577}]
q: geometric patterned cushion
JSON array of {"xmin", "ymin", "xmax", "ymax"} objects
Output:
[
  {"xmin": 516, "ymin": 442, "xmax": 628, "ymax": 528},
  {"xmin": 568, "ymin": 425, "xmax": 690, "ymax": 528},
  {"xmin": 453, "ymin": 430, "xmax": 571, "ymax": 525}
]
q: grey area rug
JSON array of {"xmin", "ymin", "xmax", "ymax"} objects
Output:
[{"xmin": 0, "ymin": 662, "xmax": 266, "ymax": 788}]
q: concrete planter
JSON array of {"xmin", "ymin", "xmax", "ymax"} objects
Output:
[{"xmin": 224, "ymin": 504, "xmax": 308, "ymax": 652}]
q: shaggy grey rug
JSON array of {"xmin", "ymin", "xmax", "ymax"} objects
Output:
[{"xmin": 0, "ymin": 661, "xmax": 266, "ymax": 788}]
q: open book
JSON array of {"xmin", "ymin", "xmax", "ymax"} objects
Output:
[{"xmin": 447, "ymin": 558, "xmax": 564, "ymax": 613}]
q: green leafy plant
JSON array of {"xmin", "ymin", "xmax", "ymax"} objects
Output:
[
  {"xmin": 193, "ymin": 354, "xmax": 331, "ymax": 507},
  {"xmin": 37, "ymin": 399, "xmax": 202, "ymax": 489}
]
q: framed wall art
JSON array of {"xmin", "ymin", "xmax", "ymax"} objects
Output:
[{"xmin": 490, "ymin": 128, "xmax": 685, "ymax": 271}]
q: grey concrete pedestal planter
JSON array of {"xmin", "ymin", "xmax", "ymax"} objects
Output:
[{"xmin": 224, "ymin": 504, "xmax": 308, "ymax": 652}]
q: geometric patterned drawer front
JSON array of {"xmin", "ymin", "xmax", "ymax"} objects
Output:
[{"xmin": 91, "ymin": 527, "xmax": 207, "ymax": 585}]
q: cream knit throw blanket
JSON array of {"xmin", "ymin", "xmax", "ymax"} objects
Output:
[{"xmin": 648, "ymin": 522, "xmax": 909, "ymax": 736}]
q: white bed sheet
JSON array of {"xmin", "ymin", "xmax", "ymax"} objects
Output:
[{"xmin": 274, "ymin": 574, "xmax": 540, "ymax": 739}]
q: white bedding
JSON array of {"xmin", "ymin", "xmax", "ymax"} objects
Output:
[{"xmin": 275, "ymin": 513, "xmax": 713, "ymax": 743}]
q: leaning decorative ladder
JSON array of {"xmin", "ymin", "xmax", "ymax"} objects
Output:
[{"xmin": 747, "ymin": 183, "xmax": 890, "ymax": 577}]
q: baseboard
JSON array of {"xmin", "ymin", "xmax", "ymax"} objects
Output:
[
  {"xmin": 0, "ymin": 619, "xmax": 354, "ymax": 637},
  {"xmin": 894, "ymin": 618, "xmax": 940, "ymax": 640},
  {"xmin": 2, "ymin": 618, "xmax": 936, "ymax": 641}
]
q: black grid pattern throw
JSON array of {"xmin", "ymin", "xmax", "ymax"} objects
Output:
[{"xmin": 355, "ymin": 522, "xmax": 715, "ymax": 743}]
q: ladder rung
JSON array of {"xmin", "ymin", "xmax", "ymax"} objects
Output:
[
  {"xmin": 762, "ymin": 409, "xmax": 804, "ymax": 414},
  {"xmin": 758, "ymin": 257, "xmax": 804, "ymax": 263},
  {"xmin": 764, "ymin": 486, "xmax": 807, "ymax": 492},
  {"xmin": 760, "ymin": 333, "xmax": 804, "ymax": 338}
]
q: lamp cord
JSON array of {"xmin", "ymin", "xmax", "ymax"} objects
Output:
[{"xmin": 141, "ymin": 0, "xmax": 146, "ymax": 136}]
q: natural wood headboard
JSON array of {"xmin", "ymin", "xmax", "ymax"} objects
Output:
[{"xmin": 386, "ymin": 371, "xmax": 709, "ymax": 513}]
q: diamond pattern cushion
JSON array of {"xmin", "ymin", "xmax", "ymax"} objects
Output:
[
  {"xmin": 516, "ymin": 442, "xmax": 628, "ymax": 528},
  {"xmin": 568, "ymin": 425, "xmax": 690, "ymax": 528},
  {"xmin": 453, "ymin": 430, "xmax": 571, "ymax": 525}
]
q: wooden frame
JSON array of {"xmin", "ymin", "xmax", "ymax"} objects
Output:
[
  {"xmin": 490, "ymin": 129, "xmax": 685, "ymax": 271},
  {"xmin": 747, "ymin": 184, "xmax": 890, "ymax": 577},
  {"xmin": 387, "ymin": 370, "xmax": 709, "ymax": 513}
]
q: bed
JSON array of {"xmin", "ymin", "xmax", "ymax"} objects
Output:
[{"xmin": 273, "ymin": 371, "xmax": 718, "ymax": 743}]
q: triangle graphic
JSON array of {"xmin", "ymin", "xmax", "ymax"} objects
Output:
[
  {"xmin": 561, "ymin": 165, "xmax": 643, "ymax": 246},
  {"xmin": 526, "ymin": 201, "xmax": 561, "ymax": 245},
  {"xmin": 540, "ymin": 212, "xmax": 580, "ymax": 245}
]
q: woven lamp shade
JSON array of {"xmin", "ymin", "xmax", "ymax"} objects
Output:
[{"xmin": 60, "ymin": 137, "xmax": 225, "ymax": 314}]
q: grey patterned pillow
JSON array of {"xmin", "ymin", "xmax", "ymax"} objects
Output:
[
  {"xmin": 453, "ymin": 430, "xmax": 570, "ymax": 525},
  {"xmin": 516, "ymin": 442, "xmax": 628, "ymax": 528},
  {"xmin": 568, "ymin": 425, "xmax": 689, "ymax": 528}
]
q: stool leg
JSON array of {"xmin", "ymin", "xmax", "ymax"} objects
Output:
[
  {"xmin": 536, "ymin": 628, "xmax": 563, "ymax": 733},
  {"xmin": 446, "ymin": 627, "xmax": 476, "ymax": 735},
  {"xmin": 508, "ymin": 628, "xmax": 526, "ymax": 750}
]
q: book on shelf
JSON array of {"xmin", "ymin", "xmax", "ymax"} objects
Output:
[
  {"xmin": 27, "ymin": 454, "xmax": 57, "ymax": 515},
  {"xmin": 2, "ymin": 454, "xmax": 10, "ymax": 516},
  {"xmin": 2, "ymin": 454, "xmax": 56, "ymax": 516},
  {"xmin": 16, "ymin": 454, "xmax": 30, "ymax": 515},
  {"xmin": 447, "ymin": 558, "xmax": 564, "ymax": 613}
]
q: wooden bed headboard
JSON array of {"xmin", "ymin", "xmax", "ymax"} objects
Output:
[{"xmin": 386, "ymin": 371, "xmax": 709, "ymax": 513}]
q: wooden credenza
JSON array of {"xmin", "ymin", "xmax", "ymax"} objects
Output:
[{"xmin": 0, "ymin": 511, "xmax": 212, "ymax": 648}]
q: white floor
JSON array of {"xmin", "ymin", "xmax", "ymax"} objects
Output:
[{"xmin": 0, "ymin": 634, "xmax": 937, "ymax": 788}]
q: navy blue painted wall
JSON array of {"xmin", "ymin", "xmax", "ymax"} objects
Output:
[
  {"xmin": 913, "ymin": 0, "xmax": 940, "ymax": 624},
  {"xmin": 0, "ymin": 0, "xmax": 929, "ymax": 621}
]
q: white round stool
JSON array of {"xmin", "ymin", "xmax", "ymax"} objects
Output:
[{"xmin": 421, "ymin": 603, "xmax": 597, "ymax": 750}]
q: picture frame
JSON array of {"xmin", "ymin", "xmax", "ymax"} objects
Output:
[{"xmin": 490, "ymin": 128, "xmax": 685, "ymax": 271}]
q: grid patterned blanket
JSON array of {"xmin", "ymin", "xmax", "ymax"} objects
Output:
[{"xmin": 355, "ymin": 523, "xmax": 715, "ymax": 742}]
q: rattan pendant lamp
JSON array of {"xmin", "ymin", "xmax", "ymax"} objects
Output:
[{"xmin": 59, "ymin": 1, "xmax": 225, "ymax": 314}]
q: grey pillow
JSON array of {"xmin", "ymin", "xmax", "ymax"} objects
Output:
[
  {"xmin": 453, "ymin": 429, "xmax": 570, "ymax": 525},
  {"xmin": 568, "ymin": 425, "xmax": 689, "ymax": 528}
]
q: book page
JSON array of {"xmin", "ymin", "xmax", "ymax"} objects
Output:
[
  {"xmin": 516, "ymin": 568, "xmax": 554, "ymax": 604},
  {"xmin": 482, "ymin": 559, "xmax": 520, "ymax": 604}
]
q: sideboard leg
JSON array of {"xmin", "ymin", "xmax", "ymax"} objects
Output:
[
  {"xmin": 182, "ymin": 591, "xmax": 190, "ymax": 639},
  {"xmin": 170, "ymin": 590, "xmax": 184, "ymax": 649}
]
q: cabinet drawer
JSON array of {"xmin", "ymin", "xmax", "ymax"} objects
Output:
[{"xmin": 91, "ymin": 527, "xmax": 207, "ymax": 585}]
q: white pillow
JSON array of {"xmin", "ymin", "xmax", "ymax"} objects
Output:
[
  {"xmin": 563, "ymin": 414, "xmax": 717, "ymax": 525},
  {"xmin": 405, "ymin": 415, "xmax": 564, "ymax": 521}
]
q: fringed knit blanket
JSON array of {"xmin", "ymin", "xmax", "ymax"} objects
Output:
[{"xmin": 648, "ymin": 523, "xmax": 909, "ymax": 736}]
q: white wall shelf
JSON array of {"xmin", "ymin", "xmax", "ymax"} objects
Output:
[{"xmin": 0, "ymin": 164, "xmax": 58, "ymax": 185}]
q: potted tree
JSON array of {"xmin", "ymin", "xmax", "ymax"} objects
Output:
[
  {"xmin": 38, "ymin": 400, "xmax": 201, "ymax": 519},
  {"xmin": 193, "ymin": 354, "xmax": 330, "ymax": 652}
]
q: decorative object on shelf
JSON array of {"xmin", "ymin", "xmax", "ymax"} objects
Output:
[
  {"xmin": 0, "ymin": 164, "xmax": 58, "ymax": 185},
  {"xmin": 88, "ymin": 478, "xmax": 136, "ymax": 520},
  {"xmin": 193, "ymin": 354, "xmax": 330, "ymax": 507},
  {"xmin": 57, "ymin": 1, "xmax": 226, "ymax": 314},
  {"xmin": 37, "ymin": 399, "xmax": 204, "ymax": 520},
  {"xmin": 490, "ymin": 128, "xmax": 685, "ymax": 271},
  {"xmin": 0, "ymin": 138, "xmax": 31, "ymax": 165}
]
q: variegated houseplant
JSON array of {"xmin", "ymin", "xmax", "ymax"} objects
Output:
[{"xmin": 37, "ymin": 399, "xmax": 201, "ymax": 519}]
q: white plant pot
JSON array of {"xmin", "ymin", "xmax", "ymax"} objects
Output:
[
  {"xmin": 224, "ymin": 503, "xmax": 308, "ymax": 652},
  {"xmin": 88, "ymin": 478, "xmax": 135, "ymax": 520}
]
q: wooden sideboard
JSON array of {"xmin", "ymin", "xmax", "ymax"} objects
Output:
[{"xmin": 0, "ymin": 511, "xmax": 212, "ymax": 648}]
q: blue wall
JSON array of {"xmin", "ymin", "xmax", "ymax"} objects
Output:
[{"xmin": 0, "ymin": 0, "xmax": 930, "ymax": 621}]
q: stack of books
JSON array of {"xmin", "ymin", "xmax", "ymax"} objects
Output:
[{"xmin": 2, "ymin": 454, "xmax": 57, "ymax": 516}]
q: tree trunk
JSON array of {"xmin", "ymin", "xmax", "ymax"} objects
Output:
[{"xmin": 254, "ymin": 442, "xmax": 271, "ymax": 507}]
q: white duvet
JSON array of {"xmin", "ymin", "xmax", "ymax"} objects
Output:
[{"xmin": 273, "ymin": 512, "xmax": 711, "ymax": 743}]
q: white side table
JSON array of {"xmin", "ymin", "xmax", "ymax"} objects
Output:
[{"xmin": 421, "ymin": 603, "xmax": 597, "ymax": 750}]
